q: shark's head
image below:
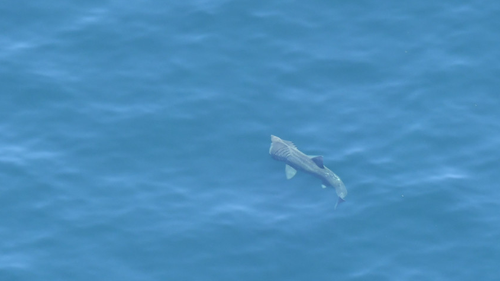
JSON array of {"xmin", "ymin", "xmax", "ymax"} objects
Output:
[
  {"xmin": 269, "ymin": 135, "xmax": 291, "ymax": 161},
  {"xmin": 269, "ymin": 135, "xmax": 279, "ymax": 155},
  {"xmin": 270, "ymin": 135, "xmax": 281, "ymax": 142}
]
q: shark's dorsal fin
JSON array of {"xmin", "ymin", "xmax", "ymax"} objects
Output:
[
  {"xmin": 311, "ymin": 156, "xmax": 324, "ymax": 168},
  {"xmin": 285, "ymin": 164, "xmax": 297, "ymax": 179}
]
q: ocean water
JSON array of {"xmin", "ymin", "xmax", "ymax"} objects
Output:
[{"xmin": 1, "ymin": 1, "xmax": 500, "ymax": 280}]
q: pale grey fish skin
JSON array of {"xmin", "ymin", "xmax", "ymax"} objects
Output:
[{"xmin": 269, "ymin": 135, "xmax": 347, "ymax": 200}]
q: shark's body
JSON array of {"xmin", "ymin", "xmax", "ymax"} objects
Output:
[{"xmin": 269, "ymin": 135, "xmax": 347, "ymax": 208}]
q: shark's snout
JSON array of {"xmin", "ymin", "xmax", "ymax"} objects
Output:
[{"xmin": 270, "ymin": 135, "xmax": 280, "ymax": 142}]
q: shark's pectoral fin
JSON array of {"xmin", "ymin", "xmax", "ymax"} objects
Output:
[
  {"xmin": 321, "ymin": 184, "xmax": 327, "ymax": 189},
  {"xmin": 285, "ymin": 165, "xmax": 297, "ymax": 179},
  {"xmin": 311, "ymin": 156, "xmax": 324, "ymax": 168}
]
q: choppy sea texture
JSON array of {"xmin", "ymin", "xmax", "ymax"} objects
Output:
[{"xmin": 1, "ymin": 1, "xmax": 500, "ymax": 280}]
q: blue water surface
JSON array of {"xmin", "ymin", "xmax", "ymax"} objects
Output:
[{"xmin": 1, "ymin": 1, "xmax": 500, "ymax": 280}]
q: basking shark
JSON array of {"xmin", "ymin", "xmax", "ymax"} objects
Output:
[{"xmin": 269, "ymin": 135, "xmax": 347, "ymax": 209}]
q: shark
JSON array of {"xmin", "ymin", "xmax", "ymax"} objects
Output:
[{"xmin": 269, "ymin": 135, "xmax": 347, "ymax": 209}]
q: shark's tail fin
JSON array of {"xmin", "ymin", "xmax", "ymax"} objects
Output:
[{"xmin": 334, "ymin": 197, "xmax": 345, "ymax": 210}]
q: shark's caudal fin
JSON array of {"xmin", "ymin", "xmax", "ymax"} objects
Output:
[{"xmin": 334, "ymin": 197, "xmax": 345, "ymax": 210}]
